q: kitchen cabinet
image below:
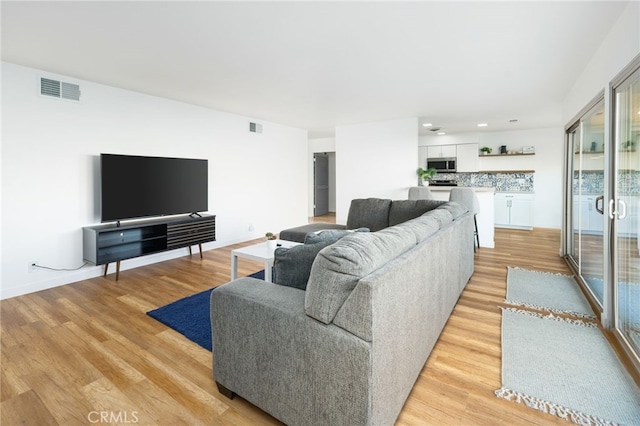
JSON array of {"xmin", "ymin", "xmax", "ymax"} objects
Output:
[
  {"xmin": 571, "ymin": 195, "xmax": 638, "ymax": 236},
  {"xmin": 456, "ymin": 143, "xmax": 479, "ymax": 172},
  {"xmin": 495, "ymin": 193, "xmax": 533, "ymax": 229},
  {"xmin": 617, "ymin": 195, "xmax": 639, "ymax": 237},
  {"xmin": 427, "ymin": 144, "xmax": 456, "ymax": 158},
  {"xmin": 572, "ymin": 195, "xmax": 604, "ymax": 234},
  {"xmin": 418, "ymin": 146, "xmax": 428, "ymax": 168},
  {"xmin": 420, "ymin": 143, "xmax": 478, "ymax": 171}
]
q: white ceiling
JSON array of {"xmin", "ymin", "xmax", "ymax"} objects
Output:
[{"xmin": 1, "ymin": 1, "xmax": 630, "ymax": 138}]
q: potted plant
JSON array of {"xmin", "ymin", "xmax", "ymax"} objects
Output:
[
  {"xmin": 416, "ymin": 167, "xmax": 437, "ymax": 186},
  {"xmin": 265, "ymin": 232, "xmax": 277, "ymax": 250},
  {"xmin": 480, "ymin": 146, "xmax": 492, "ymax": 155}
]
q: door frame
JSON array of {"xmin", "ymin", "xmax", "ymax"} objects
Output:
[{"xmin": 608, "ymin": 53, "xmax": 640, "ymax": 373}]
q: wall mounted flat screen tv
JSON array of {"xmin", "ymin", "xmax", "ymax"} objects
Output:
[{"xmin": 101, "ymin": 154, "xmax": 208, "ymax": 222}]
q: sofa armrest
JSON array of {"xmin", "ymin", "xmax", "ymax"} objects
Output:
[{"xmin": 210, "ymin": 278, "xmax": 372, "ymax": 425}]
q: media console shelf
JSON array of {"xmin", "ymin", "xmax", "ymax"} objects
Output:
[{"xmin": 83, "ymin": 214, "xmax": 216, "ymax": 280}]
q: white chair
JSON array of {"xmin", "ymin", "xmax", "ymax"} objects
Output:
[
  {"xmin": 408, "ymin": 186, "xmax": 434, "ymax": 200},
  {"xmin": 449, "ymin": 187, "xmax": 480, "ymax": 250}
]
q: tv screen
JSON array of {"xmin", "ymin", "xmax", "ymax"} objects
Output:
[{"xmin": 100, "ymin": 154, "xmax": 208, "ymax": 222}]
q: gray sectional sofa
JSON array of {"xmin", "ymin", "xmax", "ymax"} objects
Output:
[{"xmin": 210, "ymin": 198, "xmax": 475, "ymax": 425}]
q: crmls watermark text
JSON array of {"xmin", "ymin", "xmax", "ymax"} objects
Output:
[{"xmin": 87, "ymin": 411, "xmax": 139, "ymax": 424}]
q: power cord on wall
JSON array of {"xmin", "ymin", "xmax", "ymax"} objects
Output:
[{"xmin": 31, "ymin": 262, "xmax": 89, "ymax": 272}]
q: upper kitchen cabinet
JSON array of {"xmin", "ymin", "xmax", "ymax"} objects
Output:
[
  {"xmin": 427, "ymin": 144, "xmax": 457, "ymax": 158},
  {"xmin": 418, "ymin": 146, "xmax": 428, "ymax": 168},
  {"xmin": 456, "ymin": 143, "xmax": 479, "ymax": 172}
]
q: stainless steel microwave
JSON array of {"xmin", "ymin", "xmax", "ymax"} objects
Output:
[{"xmin": 427, "ymin": 157, "xmax": 456, "ymax": 173}]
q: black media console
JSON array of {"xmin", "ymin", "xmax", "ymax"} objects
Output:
[{"xmin": 83, "ymin": 214, "xmax": 216, "ymax": 280}]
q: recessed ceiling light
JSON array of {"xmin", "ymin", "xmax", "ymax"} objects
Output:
[
  {"xmin": 477, "ymin": 123, "xmax": 488, "ymax": 127},
  {"xmin": 437, "ymin": 132, "xmax": 446, "ymax": 136},
  {"xmin": 422, "ymin": 123, "xmax": 433, "ymax": 127}
]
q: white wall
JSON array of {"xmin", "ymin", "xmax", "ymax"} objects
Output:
[
  {"xmin": 1, "ymin": 62, "xmax": 308, "ymax": 299},
  {"xmin": 563, "ymin": 1, "xmax": 640, "ymax": 124},
  {"xmin": 335, "ymin": 118, "xmax": 418, "ymax": 224},
  {"xmin": 420, "ymin": 127, "xmax": 565, "ymax": 229}
]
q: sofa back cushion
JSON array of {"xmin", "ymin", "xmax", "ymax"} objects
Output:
[
  {"xmin": 275, "ymin": 228, "xmax": 370, "ymax": 290},
  {"xmin": 436, "ymin": 201, "xmax": 468, "ymax": 220},
  {"xmin": 273, "ymin": 242, "xmax": 333, "ymax": 290},
  {"xmin": 423, "ymin": 208, "xmax": 453, "ymax": 227},
  {"xmin": 303, "ymin": 228, "xmax": 369, "ymax": 245},
  {"xmin": 305, "ymin": 226, "xmax": 416, "ymax": 324},
  {"xmin": 346, "ymin": 198, "xmax": 392, "ymax": 232},
  {"xmin": 394, "ymin": 214, "xmax": 441, "ymax": 242},
  {"xmin": 388, "ymin": 199, "xmax": 446, "ymax": 227}
]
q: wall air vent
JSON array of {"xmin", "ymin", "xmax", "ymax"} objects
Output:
[
  {"xmin": 40, "ymin": 77, "xmax": 81, "ymax": 101},
  {"xmin": 249, "ymin": 122, "xmax": 263, "ymax": 133}
]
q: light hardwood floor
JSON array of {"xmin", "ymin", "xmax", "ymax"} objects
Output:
[{"xmin": 2, "ymin": 224, "xmax": 577, "ymax": 425}]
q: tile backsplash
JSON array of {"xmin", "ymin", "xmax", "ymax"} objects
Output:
[
  {"xmin": 573, "ymin": 171, "xmax": 640, "ymax": 195},
  {"xmin": 432, "ymin": 172, "xmax": 535, "ymax": 192}
]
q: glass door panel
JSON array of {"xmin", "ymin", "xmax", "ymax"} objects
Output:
[
  {"xmin": 567, "ymin": 101, "xmax": 606, "ymax": 307},
  {"xmin": 581, "ymin": 104, "xmax": 606, "ymax": 304},
  {"xmin": 613, "ymin": 68, "xmax": 640, "ymax": 354}
]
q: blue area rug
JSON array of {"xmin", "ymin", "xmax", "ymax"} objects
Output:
[{"xmin": 147, "ymin": 270, "xmax": 265, "ymax": 351}]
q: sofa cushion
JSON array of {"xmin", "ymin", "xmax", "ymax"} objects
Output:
[
  {"xmin": 422, "ymin": 208, "xmax": 453, "ymax": 227},
  {"xmin": 305, "ymin": 226, "xmax": 417, "ymax": 324},
  {"xmin": 388, "ymin": 199, "xmax": 445, "ymax": 227},
  {"xmin": 394, "ymin": 215, "xmax": 441, "ymax": 242},
  {"xmin": 273, "ymin": 241, "xmax": 334, "ymax": 290},
  {"xmin": 346, "ymin": 198, "xmax": 392, "ymax": 232},
  {"xmin": 304, "ymin": 227, "xmax": 369, "ymax": 245},
  {"xmin": 279, "ymin": 223, "xmax": 347, "ymax": 243},
  {"xmin": 436, "ymin": 201, "xmax": 468, "ymax": 220}
]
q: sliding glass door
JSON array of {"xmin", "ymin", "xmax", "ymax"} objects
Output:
[
  {"xmin": 564, "ymin": 55, "xmax": 640, "ymax": 375},
  {"xmin": 612, "ymin": 65, "xmax": 640, "ymax": 359},
  {"xmin": 566, "ymin": 100, "xmax": 606, "ymax": 308}
]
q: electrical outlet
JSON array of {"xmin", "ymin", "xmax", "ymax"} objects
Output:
[{"xmin": 28, "ymin": 261, "xmax": 38, "ymax": 273}]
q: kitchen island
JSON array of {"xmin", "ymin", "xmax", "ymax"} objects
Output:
[{"xmin": 428, "ymin": 186, "xmax": 495, "ymax": 248}]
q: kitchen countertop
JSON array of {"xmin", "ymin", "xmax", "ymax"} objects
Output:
[
  {"xmin": 429, "ymin": 186, "xmax": 535, "ymax": 194},
  {"xmin": 428, "ymin": 186, "xmax": 495, "ymax": 192},
  {"xmin": 478, "ymin": 170, "xmax": 535, "ymax": 174}
]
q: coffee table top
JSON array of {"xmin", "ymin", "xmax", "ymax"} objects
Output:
[{"xmin": 231, "ymin": 240, "xmax": 302, "ymax": 262}]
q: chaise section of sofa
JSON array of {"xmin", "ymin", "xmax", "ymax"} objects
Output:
[{"xmin": 210, "ymin": 201, "xmax": 474, "ymax": 425}]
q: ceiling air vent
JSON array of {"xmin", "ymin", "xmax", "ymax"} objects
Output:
[
  {"xmin": 40, "ymin": 77, "xmax": 81, "ymax": 101},
  {"xmin": 249, "ymin": 122, "xmax": 263, "ymax": 133}
]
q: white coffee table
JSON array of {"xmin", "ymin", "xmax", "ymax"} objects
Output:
[{"xmin": 230, "ymin": 240, "xmax": 302, "ymax": 283}]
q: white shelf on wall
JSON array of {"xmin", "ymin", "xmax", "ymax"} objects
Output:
[{"xmin": 479, "ymin": 153, "xmax": 535, "ymax": 157}]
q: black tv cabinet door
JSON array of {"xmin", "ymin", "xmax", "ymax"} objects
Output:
[{"xmin": 166, "ymin": 215, "xmax": 216, "ymax": 249}]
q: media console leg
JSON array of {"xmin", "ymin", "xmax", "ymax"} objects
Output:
[
  {"xmin": 103, "ymin": 263, "xmax": 109, "ymax": 277},
  {"xmin": 115, "ymin": 261, "xmax": 121, "ymax": 281},
  {"xmin": 188, "ymin": 246, "xmax": 193, "ymax": 256},
  {"xmin": 199, "ymin": 243, "xmax": 203, "ymax": 259}
]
